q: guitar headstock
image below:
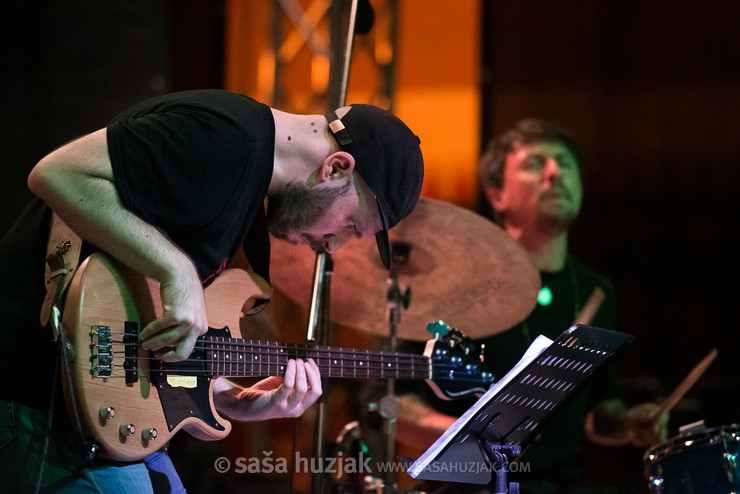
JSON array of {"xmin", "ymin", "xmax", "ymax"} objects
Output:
[{"xmin": 424, "ymin": 321, "xmax": 495, "ymax": 401}]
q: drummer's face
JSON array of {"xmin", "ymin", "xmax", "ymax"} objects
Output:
[{"xmin": 494, "ymin": 140, "xmax": 582, "ymax": 230}]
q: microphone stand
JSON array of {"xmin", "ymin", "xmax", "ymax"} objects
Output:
[{"xmin": 308, "ymin": 252, "xmax": 333, "ymax": 494}]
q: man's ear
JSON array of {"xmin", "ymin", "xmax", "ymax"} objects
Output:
[
  {"xmin": 317, "ymin": 151, "xmax": 356, "ymax": 183},
  {"xmin": 485, "ymin": 185, "xmax": 507, "ymax": 213}
]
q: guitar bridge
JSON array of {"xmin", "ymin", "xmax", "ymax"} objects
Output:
[
  {"xmin": 88, "ymin": 322, "xmax": 139, "ymax": 383},
  {"xmin": 90, "ymin": 325, "xmax": 113, "ymax": 377}
]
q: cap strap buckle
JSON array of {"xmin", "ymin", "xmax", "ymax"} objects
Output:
[{"xmin": 325, "ymin": 111, "xmax": 353, "ymax": 147}]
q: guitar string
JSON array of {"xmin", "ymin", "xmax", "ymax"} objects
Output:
[
  {"xmin": 90, "ymin": 336, "xmax": 487, "ymax": 380},
  {"xmin": 104, "ymin": 354, "xmax": 462, "ymax": 372},
  {"xmin": 107, "ymin": 336, "xmax": 463, "ymax": 361},
  {"xmin": 92, "ymin": 347, "xmax": 477, "ymax": 378},
  {"xmin": 103, "ymin": 339, "xmax": 446, "ymax": 366},
  {"xmin": 107, "ymin": 353, "xmax": 467, "ymax": 372},
  {"xmin": 107, "ymin": 346, "xmax": 435, "ymax": 365},
  {"xmin": 87, "ymin": 369, "xmax": 484, "ymax": 381},
  {"xmin": 87, "ymin": 360, "xmax": 472, "ymax": 378},
  {"xmin": 103, "ymin": 331, "xmax": 466, "ymax": 363}
]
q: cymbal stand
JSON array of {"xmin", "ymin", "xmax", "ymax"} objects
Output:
[{"xmin": 378, "ymin": 244, "xmax": 411, "ymax": 493}]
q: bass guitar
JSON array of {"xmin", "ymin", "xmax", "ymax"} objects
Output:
[{"xmin": 61, "ymin": 253, "xmax": 494, "ymax": 461}]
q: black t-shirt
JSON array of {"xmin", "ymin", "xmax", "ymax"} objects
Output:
[
  {"xmin": 399, "ymin": 256, "xmax": 620, "ymax": 490},
  {"xmin": 107, "ymin": 89, "xmax": 274, "ymax": 282},
  {"xmin": 0, "ymin": 89, "xmax": 275, "ymax": 406}
]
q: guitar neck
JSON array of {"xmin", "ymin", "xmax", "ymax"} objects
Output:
[{"xmin": 203, "ymin": 337, "xmax": 432, "ymax": 380}]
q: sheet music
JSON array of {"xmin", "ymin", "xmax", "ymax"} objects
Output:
[{"xmin": 408, "ymin": 334, "xmax": 553, "ymax": 478}]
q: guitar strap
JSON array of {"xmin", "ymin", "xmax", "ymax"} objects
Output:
[
  {"xmin": 40, "ymin": 212, "xmax": 83, "ymax": 336},
  {"xmin": 36, "ymin": 211, "xmax": 93, "ymax": 494}
]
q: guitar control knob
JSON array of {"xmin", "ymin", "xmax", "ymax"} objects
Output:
[
  {"xmin": 99, "ymin": 407, "xmax": 115, "ymax": 421},
  {"xmin": 119, "ymin": 424, "xmax": 135, "ymax": 438},
  {"xmin": 142, "ymin": 428, "xmax": 158, "ymax": 441}
]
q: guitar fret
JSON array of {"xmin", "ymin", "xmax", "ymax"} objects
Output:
[
  {"xmin": 269, "ymin": 341, "xmax": 276, "ymax": 375},
  {"xmin": 229, "ymin": 338, "xmax": 234, "ymax": 376},
  {"xmin": 237, "ymin": 338, "xmax": 243, "ymax": 375},
  {"xmin": 277, "ymin": 342, "xmax": 286, "ymax": 375}
]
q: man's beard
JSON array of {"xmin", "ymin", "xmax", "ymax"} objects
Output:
[
  {"xmin": 536, "ymin": 208, "xmax": 578, "ymax": 235},
  {"xmin": 266, "ymin": 180, "xmax": 352, "ymax": 243}
]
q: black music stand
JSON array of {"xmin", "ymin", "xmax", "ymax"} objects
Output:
[{"xmin": 404, "ymin": 324, "xmax": 635, "ymax": 493}]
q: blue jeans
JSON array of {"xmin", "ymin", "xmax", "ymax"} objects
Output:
[
  {"xmin": 0, "ymin": 397, "xmax": 185, "ymax": 493},
  {"xmin": 55, "ymin": 451, "xmax": 184, "ymax": 494}
]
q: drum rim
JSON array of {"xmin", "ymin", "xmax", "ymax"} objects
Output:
[{"xmin": 643, "ymin": 422, "xmax": 740, "ymax": 463}]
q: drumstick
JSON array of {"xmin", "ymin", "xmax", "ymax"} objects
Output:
[
  {"xmin": 653, "ymin": 348, "xmax": 718, "ymax": 420},
  {"xmin": 573, "ymin": 286, "xmax": 605, "ymax": 326}
]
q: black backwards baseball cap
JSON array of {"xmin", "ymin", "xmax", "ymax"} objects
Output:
[{"xmin": 325, "ymin": 105, "xmax": 424, "ymax": 269}]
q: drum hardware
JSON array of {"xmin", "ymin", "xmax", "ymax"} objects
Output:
[
  {"xmin": 374, "ymin": 242, "xmax": 415, "ymax": 494},
  {"xmin": 722, "ymin": 451, "xmax": 737, "ymax": 483},
  {"xmin": 329, "ymin": 421, "xmax": 373, "ymax": 494},
  {"xmin": 644, "ymin": 421, "xmax": 740, "ymax": 493}
]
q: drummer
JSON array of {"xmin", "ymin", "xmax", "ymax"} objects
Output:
[{"xmin": 396, "ymin": 119, "xmax": 668, "ymax": 493}]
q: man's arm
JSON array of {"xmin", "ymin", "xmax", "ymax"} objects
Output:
[
  {"xmin": 585, "ymin": 399, "xmax": 669, "ymax": 447},
  {"xmin": 28, "ymin": 128, "xmax": 207, "ymax": 361}
]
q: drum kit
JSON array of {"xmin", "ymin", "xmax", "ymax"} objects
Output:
[
  {"xmin": 266, "ymin": 197, "xmax": 738, "ymax": 493},
  {"xmin": 270, "ymin": 197, "xmax": 540, "ymax": 493}
]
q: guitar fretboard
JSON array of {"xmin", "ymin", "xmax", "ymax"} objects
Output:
[{"xmin": 204, "ymin": 337, "xmax": 432, "ymax": 380}]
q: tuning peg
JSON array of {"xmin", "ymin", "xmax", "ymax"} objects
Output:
[
  {"xmin": 426, "ymin": 320, "xmax": 450, "ymax": 338},
  {"xmin": 460, "ymin": 335, "xmax": 475, "ymax": 352}
]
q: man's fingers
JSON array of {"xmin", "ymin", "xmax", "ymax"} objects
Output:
[
  {"xmin": 287, "ymin": 359, "xmax": 309, "ymax": 408},
  {"xmin": 305, "ymin": 358, "xmax": 323, "ymax": 398},
  {"xmin": 140, "ymin": 316, "xmax": 179, "ymax": 343},
  {"xmin": 141, "ymin": 317, "xmax": 203, "ymax": 362},
  {"xmin": 142, "ymin": 327, "xmax": 187, "ymax": 351},
  {"xmin": 272, "ymin": 359, "xmax": 296, "ymax": 403},
  {"xmin": 155, "ymin": 332, "xmax": 199, "ymax": 362}
]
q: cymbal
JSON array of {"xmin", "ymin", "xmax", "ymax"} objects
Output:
[{"xmin": 269, "ymin": 197, "xmax": 540, "ymax": 341}]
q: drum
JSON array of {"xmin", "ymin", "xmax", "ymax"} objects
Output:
[{"xmin": 643, "ymin": 423, "xmax": 740, "ymax": 493}]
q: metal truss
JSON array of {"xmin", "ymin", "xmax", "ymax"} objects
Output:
[{"xmin": 265, "ymin": 0, "xmax": 398, "ymax": 112}]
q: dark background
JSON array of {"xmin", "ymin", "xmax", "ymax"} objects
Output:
[
  {"xmin": 1, "ymin": 0, "xmax": 223, "ymax": 233},
  {"xmin": 2, "ymin": 0, "xmax": 738, "ymax": 485}
]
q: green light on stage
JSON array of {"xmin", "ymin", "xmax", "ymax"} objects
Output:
[{"xmin": 537, "ymin": 287, "xmax": 553, "ymax": 306}]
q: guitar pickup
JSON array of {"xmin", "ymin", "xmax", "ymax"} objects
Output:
[
  {"xmin": 123, "ymin": 321, "xmax": 139, "ymax": 384},
  {"xmin": 90, "ymin": 325, "xmax": 113, "ymax": 377}
]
